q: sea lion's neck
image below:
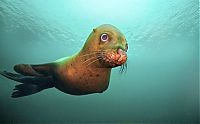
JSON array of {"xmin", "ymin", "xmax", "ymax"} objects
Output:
[{"xmin": 73, "ymin": 51, "xmax": 112, "ymax": 83}]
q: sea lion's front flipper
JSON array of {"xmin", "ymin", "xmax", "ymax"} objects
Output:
[{"xmin": 14, "ymin": 63, "xmax": 54, "ymax": 76}]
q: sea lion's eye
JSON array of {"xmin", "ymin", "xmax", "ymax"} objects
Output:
[{"xmin": 100, "ymin": 33, "xmax": 109, "ymax": 42}]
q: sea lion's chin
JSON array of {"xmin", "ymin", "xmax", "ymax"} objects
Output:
[{"xmin": 101, "ymin": 49, "xmax": 127, "ymax": 68}]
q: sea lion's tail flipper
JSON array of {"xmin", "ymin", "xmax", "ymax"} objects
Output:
[{"xmin": 0, "ymin": 71, "xmax": 54, "ymax": 98}]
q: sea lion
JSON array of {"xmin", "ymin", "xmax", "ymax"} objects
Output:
[{"xmin": 0, "ymin": 24, "xmax": 128, "ymax": 98}]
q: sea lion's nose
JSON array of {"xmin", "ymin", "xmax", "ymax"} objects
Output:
[
  {"xmin": 117, "ymin": 48, "xmax": 127, "ymax": 63},
  {"xmin": 116, "ymin": 43, "xmax": 128, "ymax": 53},
  {"xmin": 117, "ymin": 48, "xmax": 126, "ymax": 55}
]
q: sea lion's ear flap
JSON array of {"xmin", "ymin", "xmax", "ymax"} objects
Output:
[{"xmin": 93, "ymin": 28, "xmax": 96, "ymax": 33}]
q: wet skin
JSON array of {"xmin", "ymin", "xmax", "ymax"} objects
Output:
[{"xmin": 1, "ymin": 24, "xmax": 128, "ymax": 97}]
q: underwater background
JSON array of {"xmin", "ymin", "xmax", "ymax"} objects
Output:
[{"xmin": 0, "ymin": 0, "xmax": 199, "ymax": 123}]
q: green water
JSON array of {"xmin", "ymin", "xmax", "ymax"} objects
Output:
[{"xmin": 0, "ymin": 0, "xmax": 199, "ymax": 123}]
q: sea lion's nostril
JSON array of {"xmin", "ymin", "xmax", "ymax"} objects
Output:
[
  {"xmin": 117, "ymin": 48, "xmax": 123, "ymax": 54},
  {"xmin": 125, "ymin": 43, "xmax": 128, "ymax": 52}
]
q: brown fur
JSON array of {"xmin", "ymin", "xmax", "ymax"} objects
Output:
[{"xmin": 1, "ymin": 24, "xmax": 128, "ymax": 97}]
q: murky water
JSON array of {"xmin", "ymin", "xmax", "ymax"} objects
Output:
[{"xmin": 0, "ymin": 0, "xmax": 199, "ymax": 123}]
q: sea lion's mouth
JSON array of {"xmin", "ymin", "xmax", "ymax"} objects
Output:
[{"xmin": 99, "ymin": 48, "xmax": 127, "ymax": 68}]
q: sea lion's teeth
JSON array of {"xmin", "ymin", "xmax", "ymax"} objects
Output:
[{"xmin": 118, "ymin": 55, "xmax": 123, "ymax": 62}]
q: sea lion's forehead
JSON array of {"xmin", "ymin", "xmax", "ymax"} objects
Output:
[
  {"xmin": 96, "ymin": 24, "xmax": 120, "ymax": 32},
  {"xmin": 95, "ymin": 24, "xmax": 125, "ymax": 38}
]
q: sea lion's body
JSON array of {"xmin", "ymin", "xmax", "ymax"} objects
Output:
[
  {"xmin": 54, "ymin": 55, "xmax": 111, "ymax": 95},
  {"xmin": 1, "ymin": 24, "xmax": 128, "ymax": 98}
]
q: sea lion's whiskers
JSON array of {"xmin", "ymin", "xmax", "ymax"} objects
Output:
[
  {"xmin": 80, "ymin": 50, "xmax": 107, "ymax": 65},
  {"xmin": 124, "ymin": 62, "xmax": 128, "ymax": 72},
  {"xmin": 120, "ymin": 64, "xmax": 124, "ymax": 73},
  {"xmin": 86, "ymin": 57, "xmax": 102, "ymax": 67},
  {"xmin": 119, "ymin": 62, "xmax": 128, "ymax": 73},
  {"xmin": 79, "ymin": 53, "xmax": 98, "ymax": 58},
  {"xmin": 119, "ymin": 64, "xmax": 124, "ymax": 73},
  {"xmin": 78, "ymin": 51, "xmax": 106, "ymax": 58},
  {"xmin": 81, "ymin": 56, "xmax": 97, "ymax": 65}
]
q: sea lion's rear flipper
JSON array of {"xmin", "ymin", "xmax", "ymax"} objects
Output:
[
  {"xmin": 0, "ymin": 71, "xmax": 53, "ymax": 84},
  {"xmin": 12, "ymin": 81, "xmax": 54, "ymax": 98},
  {"xmin": 14, "ymin": 63, "xmax": 54, "ymax": 76},
  {"xmin": 12, "ymin": 83, "xmax": 46, "ymax": 98},
  {"xmin": 0, "ymin": 68, "xmax": 55, "ymax": 98}
]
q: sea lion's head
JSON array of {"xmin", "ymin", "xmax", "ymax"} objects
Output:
[{"xmin": 81, "ymin": 24, "xmax": 128, "ymax": 69}]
